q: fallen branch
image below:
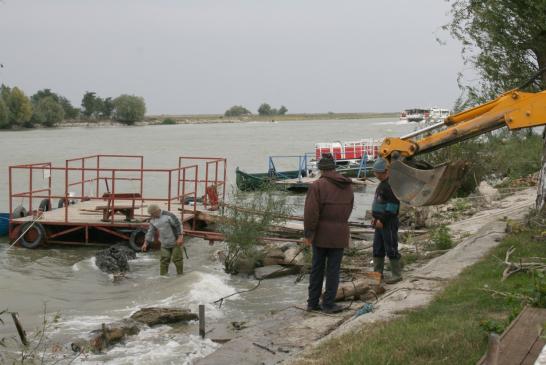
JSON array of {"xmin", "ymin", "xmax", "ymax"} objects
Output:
[
  {"xmin": 480, "ymin": 288, "xmax": 531, "ymax": 302},
  {"xmin": 498, "ymin": 246, "xmax": 546, "ymax": 281}
]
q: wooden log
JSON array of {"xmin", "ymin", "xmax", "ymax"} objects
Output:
[
  {"xmin": 130, "ymin": 307, "xmax": 198, "ymax": 326},
  {"xmin": 11, "ymin": 312, "xmax": 28, "ymax": 346},
  {"xmin": 333, "ymin": 273, "xmax": 382, "ymax": 301},
  {"xmin": 484, "ymin": 333, "xmax": 500, "ymax": 365},
  {"xmin": 199, "ymin": 305, "xmax": 205, "ymax": 339},
  {"xmin": 71, "ymin": 319, "xmax": 140, "ymax": 353}
]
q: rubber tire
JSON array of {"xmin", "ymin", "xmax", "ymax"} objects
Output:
[
  {"xmin": 57, "ymin": 199, "xmax": 67, "ymax": 209},
  {"xmin": 12, "ymin": 206, "xmax": 27, "ymax": 218},
  {"xmin": 19, "ymin": 222, "xmax": 46, "ymax": 249},
  {"xmin": 39, "ymin": 199, "xmax": 51, "ymax": 212},
  {"xmin": 129, "ymin": 229, "xmax": 147, "ymax": 252}
]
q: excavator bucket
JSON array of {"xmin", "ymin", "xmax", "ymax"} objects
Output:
[{"xmin": 389, "ymin": 160, "xmax": 467, "ymax": 206}]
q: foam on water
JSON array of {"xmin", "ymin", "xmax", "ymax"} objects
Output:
[
  {"xmin": 73, "ymin": 327, "xmax": 219, "ymax": 364},
  {"xmin": 89, "ymin": 256, "xmax": 98, "ymax": 270},
  {"xmin": 188, "ymin": 271, "xmax": 238, "ymax": 305},
  {"xmin": 53, "ymin": 314, "xmax": 116, "ymax": 333}
]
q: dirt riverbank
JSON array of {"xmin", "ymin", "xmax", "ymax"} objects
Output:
[{"xmin": 195, "ymin": 186, "xmax": 537, "ymax": 365}]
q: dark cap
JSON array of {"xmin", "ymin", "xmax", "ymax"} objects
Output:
[{"xmin": 318, "ymin": 153, "xmax": 336, "ymax": 171}]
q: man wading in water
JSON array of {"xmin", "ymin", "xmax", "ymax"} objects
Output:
[
  {"xmin": 304, "ymin": 153, "xmax": 354, "ymax": 313},
  {"xmin": 142, "ymin": 204, "xmax": 184, "ymax": 276}
]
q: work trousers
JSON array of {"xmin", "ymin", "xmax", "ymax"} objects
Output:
[
  {"xmin": 307, "ymin": 245, "xmax": 344, "ymax": 309},
  {"xmin": 373, "ymin": 217, "xmax": 400, "ymax": 260},
  {"xmin": 160, "ymin": 246, "xmax": 184, "ymax": 275}
]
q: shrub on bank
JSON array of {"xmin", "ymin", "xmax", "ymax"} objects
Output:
[
  {"xmin": 161, "ymin": 118, "xmax": 176, "ymax": 125},
  {"xmin": 423, "ymin": 131, "xmax": 542, "ymax": 196}
]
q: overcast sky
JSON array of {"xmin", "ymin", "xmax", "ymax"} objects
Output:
[{"xmin": 0, "ymin": 0, "xmax": 467, "ymax": 115}]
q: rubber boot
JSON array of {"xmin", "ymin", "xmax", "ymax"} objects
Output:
[
  {"xmin": 160, "ymin": 248, "xmax": 171, "ymax": 276},
  {"xmin": 385, "ymin": 258, "xmax": 402, "ymax": 284},
  {"xmin": 373, "ymin": 256, "xmax": 384, "ymax": 275},
  {"xmin": 172, "ymin": 246, "xmax": 184, "ymax": 275}
]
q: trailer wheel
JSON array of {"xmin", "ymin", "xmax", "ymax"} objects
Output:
[
  {"xmin": 129, "ymin": 229, "xmax": 147, "ymax": 252},
  {"xmin": 39, "ymin": 199, "xmax": 51, "ymax": 212},
  {"xmin": 19, "ymin": 222, "xmax": 46, "ymax": 249},
  {"xmin": 57, "ymin": 199, "xmax": 67, "ymax": 209},
  {"xmin": 12, "ymin": 206, "xmax": 27, "ymax": 218}
]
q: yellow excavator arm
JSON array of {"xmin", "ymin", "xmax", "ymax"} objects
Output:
[{"xmin": 381, "ymin": 89, "xmax": 546, "ymax": 206}]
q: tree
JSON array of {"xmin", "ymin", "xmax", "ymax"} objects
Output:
[
  {"xmin": 58, "ymin": 96, "xmax": 79, "ymax": 119},
  {"xmin": 100, "ymin": 97, "xmax": 114, "ymax": 118},
  {"xmin": 31, "ymin": 89, "xmax": 78, "ymax": 120},
  {"xmin": 113, "ymin": 94, "xmax": 146, "ymax": 125},
  {"xmin": 445, "ymin": 0, "xmax": 546, "ymax": 106},
  {"xmin": 6, "ymin": 87, "xmax": 32, "ymax": 127},
  {"xmin": 81, "ymin": 91, "xmax": 97, "ymax": 118},
  {"xmin": 30, "ymin": 88, "xmax": 55, "ymax": 105},
  {"xmin": 0, "ymin": 98, "xmax": 8, "ymax": 129},
  {"xmin": 32, "ymin": 96, "xmax": 65, "ymax": 127},
  {"xmin": 278, "ymin": 105, "xmax": 288, "ymax": 115},
  {"xmin": 224, "ymin": 105, "xmax": 251, "ymax": 117},
  {"xmin": 258, "ymin": 103, "xmax": 272, "ymax": 116},
  {"xmin": 444, "ymin": 1, "xmax": 546, "ymax": 210}
]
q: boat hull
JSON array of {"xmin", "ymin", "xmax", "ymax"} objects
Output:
[
  {"xmin": 0, "ymin": 213, "xmax": 9, "ymax": 236},
  {"xmin": 236, "ymin": 168, "xmax": 306, "ymax": 191}
]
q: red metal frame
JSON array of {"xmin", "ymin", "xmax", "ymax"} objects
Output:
[{"xmin": 8, "ymin": 155, "xmax": 227, "ymax": 245}]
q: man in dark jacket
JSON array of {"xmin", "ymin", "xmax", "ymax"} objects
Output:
[
  {"xmin": 304, "ymin": 153, "xmax": 354, "ymax": 313},
  {"xmin": 371, "ymin": 158, "xmax": 402, "ymax": 284}
]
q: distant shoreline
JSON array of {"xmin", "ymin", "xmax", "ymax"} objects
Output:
[
  {"xmin": 0, "ymin": 112, "xmax": 399, "ymax": 131},
  {"xmin": 146, "ymin": 112, "xmax": 398, "ymax": 124}
]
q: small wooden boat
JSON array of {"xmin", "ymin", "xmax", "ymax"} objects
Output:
[
  {"xmin": 0, "ymin": 213, "xmax": 9, "ymax": 236},
  {"xmin": 236, "ymin": 167, "xmax": 306, "ymax": 191}
]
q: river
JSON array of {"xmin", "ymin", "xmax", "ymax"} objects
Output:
[{"xmin": 0, "ymin": 118, "xmax": 413, "ymax": 364}]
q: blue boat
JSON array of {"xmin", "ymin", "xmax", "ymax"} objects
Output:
[{"xmin": 0, "ymin": 213, "xmax": 9, "ymax": 236}]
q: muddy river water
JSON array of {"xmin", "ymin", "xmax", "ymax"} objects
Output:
[{"xmin": 0, "ymin": 119, "xmax": 413, "ymax": 364}]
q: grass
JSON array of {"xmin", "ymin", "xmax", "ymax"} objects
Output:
[{"xmin": 295, "ymin": 225, "xmax": 546, "ymax": 365}]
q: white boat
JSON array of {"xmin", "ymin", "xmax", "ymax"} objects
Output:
[
  {"xmin": 404, "ymin": 108, "xmax": 430, "ymax": 123},
  {"xmin": 429, "ymin": 107, "xmax": 450, "ymax": 122},
  {"xmin": 401, "ymin": 107, "xmax": 450, "ymax": 123}
]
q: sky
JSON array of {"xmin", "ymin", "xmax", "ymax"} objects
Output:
[{"xmin": 0, "ymin": 0, "xmax": 467, "ymax": 115}]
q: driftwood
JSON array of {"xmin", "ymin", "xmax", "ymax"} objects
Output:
[
  {"xmin": 497, "ymin": 246, "xmax": 546, "ymax": 281},
  {"xmin": 11, "ymin": 312, "xmax": 29, "ymax": 346},
  {"xmin": 71, "ymin": 307, "xmax": 198, "ymax": 353},
  {"xmin": 333, "ymin": 273, "xmax": 383, "ymax": 301},
  {"xmin": 71, "ymin": 319, "xmax": 140, "ymax": 353},
  {"xmin": 130, "ymin": 307, "xmax": 198, "ymax": 326}
]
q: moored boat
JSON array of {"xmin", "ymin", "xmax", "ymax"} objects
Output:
[
  {"xmin": 236, "ymin": 168, "xmax": 306, "ymax": 191},
  {"xmin": 0, "ymin": 213, "xmax": 10, "ymax": 236}
]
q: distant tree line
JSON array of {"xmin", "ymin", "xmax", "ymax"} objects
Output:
[
  {"xmin": 224, "ymin": 103, "xmax": 288, "ymax": 117},
  {"xmin": 0, "ymin": 84, "xmax": 146, "ymax": 129}
]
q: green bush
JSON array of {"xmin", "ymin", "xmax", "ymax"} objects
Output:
[
  {"xmin": 430, "ymin": 225, "xmax": 453, "ymax": 250},
  {"xmin": 32, "ymin": 96, "xmax": 65, "ymax": 127},
  {"xmin": 224, "ymin": 105, "xmax": 251, "ymax": 117},
  {"xmin": 113, "ymin": 94, "xmax": 146, "ymax": 125},
  {"xmin": 423, "ymin": 131, "xmax": 542, "ymax": 196},
  {"xmin": 161, "ymin": 118, "xmax": 176, "ymax": 125},
  {"xmin": 218, "ymin": 186, "xmax": 294, "ymax": 274},
  {"xmin": 0, "ymin": 98, "xmax": 8, "ymax": 129}
]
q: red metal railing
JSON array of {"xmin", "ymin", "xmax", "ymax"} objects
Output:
[{"xmin": 8, "ymin": 155, "xmax": 227, "ymax": 239}]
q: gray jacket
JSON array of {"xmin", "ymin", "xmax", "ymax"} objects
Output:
[{"xmin": 145, "ymin": 210, "xmax": 183, "ymax": 248}]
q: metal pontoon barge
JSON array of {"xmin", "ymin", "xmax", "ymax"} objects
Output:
[{"xmin": 8, "ymin": 155, "xmax": 227, "ymax": 248}]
